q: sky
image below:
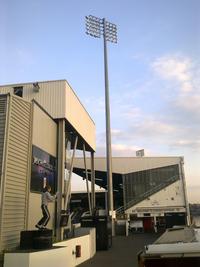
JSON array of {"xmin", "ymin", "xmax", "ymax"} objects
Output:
[{"xmin": 1, "ymin": 0, "xmax": 200, "ymax": 202}]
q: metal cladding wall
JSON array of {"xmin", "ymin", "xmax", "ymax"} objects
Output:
[
  {"xmin": 0, "ymin": 96, "xmax": 7, "ymax": 189},
  {"xmin": 28, "ymin": 102, "xmax": 57, "ymax": 230},
  {"xmin": 64, "ymin": 82, "xmax": 96, "ymax": 151},
  {"xmin": 32, "ymin": 102, "xmax": 57, "ymax": 157},
  {"xmin": 0, "ymin": 80, "xmax": 96, "ymax": 151},
  {"xmin": 0, "ymin": 95, "xmax": 32, "ymax": 252}
]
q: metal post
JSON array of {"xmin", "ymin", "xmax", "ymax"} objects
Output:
[
  {"xmin": 180, "ymin": 157, "xmax": 191, "ymax": 226},
  {"xmin": 64, "ymin": 135, "xmax": 78, "ymax": 210},
  {"xmin": 105, "ymin": 190, "xmax": 108, "ymax": 212},
  {"xmin": 83, "ymin": 143, "xmax": 92, "ymax": 215},
  {"xmin": 103, "ymin": 18, "xmax": 115, "ymax": 236},
  {"xmin": 91, "ymin": 151, "xmax": 96, "ymax": 210},
  {"xmin": 85, "ymin": 15, "xmax": 117, "ymax": 236},
  {"xmin": 56, "ymin": 120, "xmax": 65, "ymax": 241}
]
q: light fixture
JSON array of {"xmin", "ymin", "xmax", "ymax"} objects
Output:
[
  {"xmin": 33, "ymin": 82, "xmax": 40, "ymax": 92},
  {"xmin": 85, "ymin": 15, "xmax": 117, "ymax": 236}
]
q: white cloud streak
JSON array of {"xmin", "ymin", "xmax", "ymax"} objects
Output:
[
  {"xmin": 86, "ymin": 54, "xmax": 200, "ymax": 159},
  {"xmin": 152, "ymin": 55, "xmax": 193, "ymax": 93},
  {"xmin": 95, "ymin": 143, "xmax": 146, "ymax": 157}
]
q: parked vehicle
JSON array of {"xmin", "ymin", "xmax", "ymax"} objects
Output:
[{"xmin": 138, "ymin": 227, "xmax": 200, "ymax": 267}]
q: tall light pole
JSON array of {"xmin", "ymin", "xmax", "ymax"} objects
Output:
[{"xmin": 85, "ymin": 15, "xmax": 117, "ymax": 236}]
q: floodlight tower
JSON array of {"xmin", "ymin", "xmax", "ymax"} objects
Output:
[{"xmin": 85, "ymin": 15, "xmax": 117, "ymax": 236}]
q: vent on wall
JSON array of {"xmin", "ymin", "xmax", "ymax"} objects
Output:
[
  {"xmin": 0, "ymin": 98, "xmax": 6, "ymax": 114},
  {"xmin": 13, "ymin": 86, "xmax": 23, "ymax": 97}
]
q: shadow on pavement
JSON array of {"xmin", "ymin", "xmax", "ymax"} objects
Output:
[{"xmin": 79, "ymin": 233, "xmax": 161, "ymax": 267}]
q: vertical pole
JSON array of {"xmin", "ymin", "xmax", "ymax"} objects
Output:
[
  {"xmin": 56, "ymin": 120, "xmax": 65, "ymax": 241},
  {"xmin": 180, "ymin": 157, "xmax": 191, "ymax": 226},
  {"xmin": 105, "ymin": 190, "xmax": 108, "ymax": 212},
  {"xmin": 83, "ymin": 144, "xmax": 92, "ymax": 215},
  {"xmin": 91, "ymin": 151, "xmax": 96, "ymax": 210},
  {"xmin": 153, "ymin": 216, "xmax": 157, "ymax": 233},
  {"xmin": 103, "ymin": 18, "xmax": 115, "ymax": 236}
]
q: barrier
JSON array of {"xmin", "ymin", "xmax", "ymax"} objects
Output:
[{"xmin": 4, "ymin": 227, "xmax": 96, "ymax": 267}]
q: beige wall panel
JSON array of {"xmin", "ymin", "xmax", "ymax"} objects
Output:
[
  {"xmin": 126, "ymin": 180, "xmax": 185, "ymax": 215},
  {"xmin": 0, "ymin": 80, "xmax": 66, "ymax": 119},
  {"xmin": 0, "ymin": 88, "xmax": 11, "ymax": 94},
  {"xmin": 74, "ymin": 157, "xmax": 182, "ymax": 174},
  {"xmin": 0, "ymin": 96, "xmax": 7, "ymax": 190},
  {"xmin": 0, "ymin": 80, "xmax": 96, "ymax": 151},
  {"xmin": 32, "ymin": 103, "xmax": 57, "ymax": 157},
  {"xmin": 28, "ymin": 193, "xmax": 55, "ymax": 230},
  {"xmin": 65, "ymin": 83, "xmax": 96, "ymax": 151},
  {"xmin": 0, "ymin": 95, "xmax": 32, "ymax": 251}
]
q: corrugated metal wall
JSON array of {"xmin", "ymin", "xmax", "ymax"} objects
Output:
[
  {"xmin": 0, "ymin": 80, "xmax": 96, "ymax": 151},
  {"xmin": 0, "ymin": 80, "xmax": 66, "ymax": 119},
  {"xmin": 0, "ymin": 96, "xmax": 7, "ymax": 189},
  {"xmin": 0, "ymin": 95, "xmax": 32, "ymax": 251},
  {"xmin": 65, "ymin": 82, "xmax": 96, "ymax": 151}
]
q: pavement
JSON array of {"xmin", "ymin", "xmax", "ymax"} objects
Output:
[{"xmin": 79, "ymin": 233, "xmax": 161, "ymax": 267}]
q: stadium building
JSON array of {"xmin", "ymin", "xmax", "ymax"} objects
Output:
[
  {"xmin": 0, "ymin": 80, "xmax": 96, "ymax": 261},
  {"xmin": 73, "ymin": 156, "xmax": 190, "ymax": 232}
]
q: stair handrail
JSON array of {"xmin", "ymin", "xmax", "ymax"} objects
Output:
[{"xmin": 116, "ymin": 174, "xmax": 179, "ymax": 214}]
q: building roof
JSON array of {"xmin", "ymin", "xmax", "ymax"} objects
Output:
[
  {"xmin": 74, "ymin": 156, "xmax": 183, "ymax": 174},
  {"xmin": 73, "ymin": 156, "xmax": 183, "ymax": 199},
  {"xmin": 0, "ymin": 80, "xmax": 96, "ymax": 151}
]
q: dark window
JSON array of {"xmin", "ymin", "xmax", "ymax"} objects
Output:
[
  {"xmin": 31, "ymin": 145, "xmax": 57, "ymax": 193},
  {"xmin": 143, "ymin": 213, "xmax": 151, "ymax": 217},
  {"xmin": 13, "ymin": 86, "xmax": 23, "ymax": 97}
]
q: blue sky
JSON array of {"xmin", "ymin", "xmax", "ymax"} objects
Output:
[{"xmin": 1, "ymin": 0, "xmax": 200, "ymax": 202}]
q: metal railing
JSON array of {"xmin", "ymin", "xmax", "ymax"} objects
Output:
[{"xmin": 116, "ymin": 175, "xmax": 179, "ymax": 215}]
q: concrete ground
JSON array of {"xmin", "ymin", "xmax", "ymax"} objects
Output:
[{"xmin": 79, "ymin": 233, "xmax": 160, "ymax": 267}]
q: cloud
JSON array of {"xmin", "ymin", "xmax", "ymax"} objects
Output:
[
  {"xmin": 95, "ymin": 117, "xmax": 176, "ymax": 154},
  {"xmin": 111, "ymin": 144, "xmax": 141, "ymax": 156},
  {"xmin": 149, "ymin": 54, "xmax": 200, "ymax": 151},
  {"xmin": 119, "ymin": 106, "xmax": 141, "ymax": 120},
  {"xmin": 111, "ymin": 119, "xmax": 176, "ymax": 141},
  {"xmin": 171, "ymin": 139, "xmax": 200, "ymax": 151},
  {"xmin": 111, "ymin": 129, "xmax": 123, "ymax": 137},
  {"xmin": 175, "ymin": 93, "xmax": 200, "ymax": 115},
  {"xmin": 152, "ymin": 55, "xmax": 193, "ymax": 93},
  {"xmin": 86, "ymin": 54, "xmax": 200, "ymax": 158},
  {"xmin": 133, "ymin": 119, "xmax": 175, "ymax": 137},
  {"xmin": 187, "ymin": 186, "xmax": 200, "ymax": 203},
  {"xmin": 95, "ymin": 143, "xmax": 146, "ymax": 157}
]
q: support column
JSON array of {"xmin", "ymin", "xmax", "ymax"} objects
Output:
[
  {"xmin": 56, "ymin": 120, "xmax": 65, "ymax": 241},
  {"xmin": 64, "ymin": 135, "xmax": 78, "ymax": 210},
  {"xmin": 91, "ymin": 151, "xmax": 95, "ymax": 211},
  {"xmin": 153, "ymin": 216, "xmax": 157, "ymax": 233},
  {"xmin": 83, "ymin": 144, "xmax": 92, "ymax": 215}
]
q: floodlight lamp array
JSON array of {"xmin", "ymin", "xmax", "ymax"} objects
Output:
[
  {"xmin": 85, "ymin": 15, "xmax": 117, "ymax": 43},
  {"xmin": 105, "ymin": 21, "xmax": 117, "ymax": 43},
  {"xmin": 85, "ymin": 15, "xmax": 103, "ymax": 38}
]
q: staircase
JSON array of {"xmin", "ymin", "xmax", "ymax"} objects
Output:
[
  {"xmin": 116, "ymin": 175, "xmax": 179, "ymax": 215},
  {"xmin": 71, "ymin": 209, "xmax": 85, "ymax": 224}
]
